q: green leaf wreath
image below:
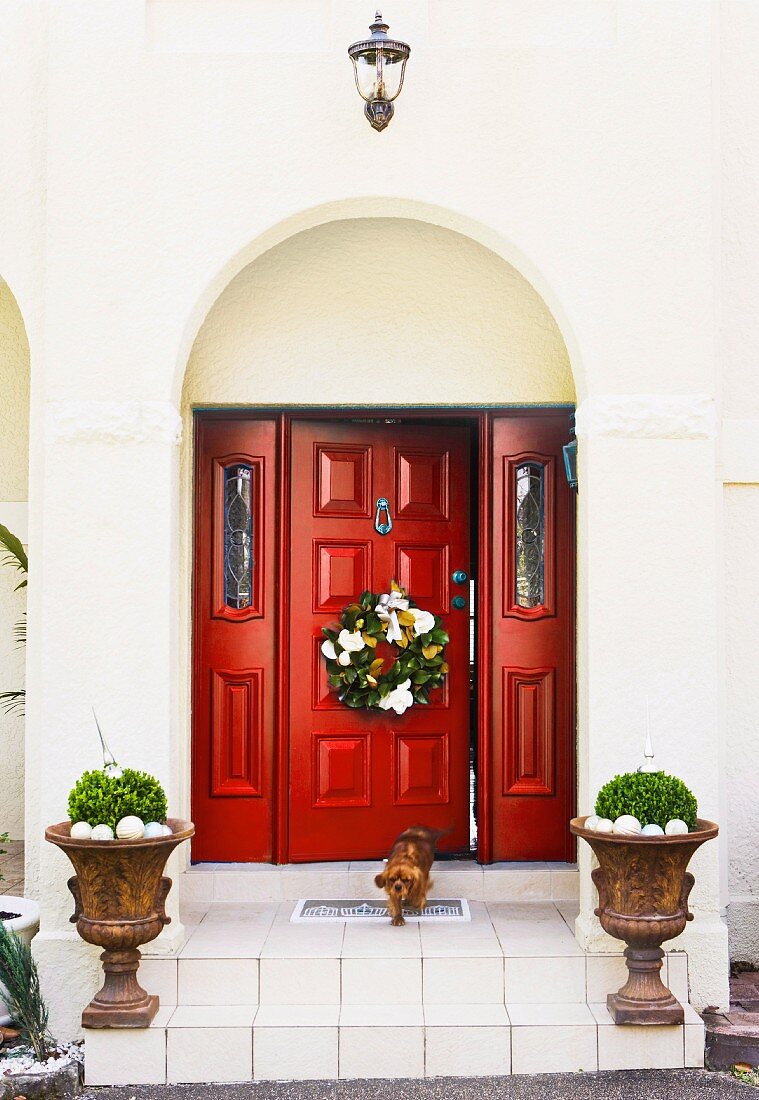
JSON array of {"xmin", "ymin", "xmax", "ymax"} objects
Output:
[{"xmin": 321, "ymin": 582, "xmax": 449, "ymax": 714}]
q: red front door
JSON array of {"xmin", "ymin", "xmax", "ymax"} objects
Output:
[{"xmin": 288, "ymin": 420, "xmax": 472, "ymax": 861}]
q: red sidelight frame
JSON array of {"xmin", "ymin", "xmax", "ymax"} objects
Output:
[{"xmin": 192, "ymin": 407, "xmax": 576, "ymax": 865}]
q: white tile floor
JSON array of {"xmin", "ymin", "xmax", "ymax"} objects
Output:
[{"xmin": 85, "ymin": 868, "xmax": 705, "ymax": 1085}]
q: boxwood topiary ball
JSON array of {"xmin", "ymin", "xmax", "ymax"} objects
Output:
[
  {"xmin": 67, "ymin": 768, "xmax": 167, "ymax": 833},
  {"xmin": 594, "ymin": 771, "xmax": 698, "ymax": 832}
]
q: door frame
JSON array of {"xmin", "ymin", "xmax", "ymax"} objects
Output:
[{"xmin": 193, "ymin": 406, "xmax": 576, "ymax": 864}]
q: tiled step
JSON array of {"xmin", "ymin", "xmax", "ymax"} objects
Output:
[
  {"xmin": 179, "ymin": 861, "xmax": 579, "ymax": 906},
  {"xmin": 141, "ymin": 900, "xmax": 690, "ymax": 1008},
  {"xmin": 84, "ymin": 1001, "xmax": 706, "ymax": 1085},
  {"xmin": 84, "ymin": 899, "xmax": 700, "ymax": 1085}
]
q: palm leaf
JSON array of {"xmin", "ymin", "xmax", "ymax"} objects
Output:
[
  {"xmin": 0, "ymin": 524, "xmax": 27, "ymax": 589},
  {"xmin": 13, "ymin": 613, "xmax": 26, "ymax": 647},
  {"xmin": 0, "ymin": 690, "xmax": 25, "ymax": 716}
]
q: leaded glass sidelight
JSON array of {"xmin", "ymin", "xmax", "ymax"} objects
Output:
[
  {"xmin": 224, "ymin": 465, "xmax": 253, "ymax": 609},
  {"xmin": 515, "ymin": 463, "xmax": 544, "ymax": 609}
]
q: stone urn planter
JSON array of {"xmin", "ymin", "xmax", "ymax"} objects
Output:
[
  {"xmin": 0, "ymin": 895, "xmax": 40, "ymax": 1026},
  {"xmin": 570, "ymin": 815, "xmax": 718, "ymax": 1025},
  {"xmin": 45, "ymin": 818, "xmax": 193, "ymax": 1028}
]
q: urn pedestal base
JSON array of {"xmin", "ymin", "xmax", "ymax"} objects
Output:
[
  {"xmin": 606, "ymin": 947, "xmax": 684, "ymax": 1025},
  {"xmin": 82, "ymin": 948, "xmax": 160, "ymax": 1029}
]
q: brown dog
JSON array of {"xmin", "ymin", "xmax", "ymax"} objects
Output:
[{"xmin": 374, "ymin": 825, "xmax": 447, "ymax": 926}]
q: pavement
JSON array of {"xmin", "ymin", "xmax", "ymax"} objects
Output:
[{"xmin": 84, "ymin": 1070, "xmax": 754, "ymax": 1100}]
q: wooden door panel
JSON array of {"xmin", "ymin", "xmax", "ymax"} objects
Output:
[
  {"xmin": 289, "ymin": 421, "xmax": 471, "ymax": 862},
  {"xmin": 491, "ymin": 412, "xmax": 575, "ymax": 862},
  {"xmin": 192, "ymin": 416, "xmax": 277, "ymax": 862}
]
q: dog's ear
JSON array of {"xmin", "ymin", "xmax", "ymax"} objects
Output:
[{"xmin": 374, "ymin": 871, "xmax": 387, "ymax": 888}]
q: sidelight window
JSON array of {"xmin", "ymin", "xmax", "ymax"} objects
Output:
[
  {"xmin": 223, "ymin": 464, "xmax": 253, "ymax": 609},
  {"xmin": 515, "ymin": 462, "xmax": 544, "ymax": 609}
]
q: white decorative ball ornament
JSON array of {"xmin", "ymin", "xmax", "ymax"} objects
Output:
[
  {"xmin": 613, "ymin": 815, "xmax": 642, "ymax": 835},
  {"xmin": 91, "ymin": 824, "xmax": 114, "ymax": 841},
  {"xmin": 116, "ymin": 816, "xmax": 145, "ymax": 840},
  {"xmin": 143, "ymin": 821, "xmax": 164, "ymax": 839},
  {"xmin": 161, "ymin": 824, "xmax": 172, "ymax": 836},
  {"xmin": 585, "ymin": 815, "xmax": 601, "ymax": 831},
  {"xmin": 594, "ymin": 818, "xmax": 614, "ymax": 833},
  {"xmin": 641, "ymin": 823, "xmax": 665, "ymax": 836},
  {"xmin": 665, "ymin": 819, "xmax": 688, "ymax": 835},
  {"xmin": 70, "ymin": 821, "xmax": 92, "ymax": 840}
]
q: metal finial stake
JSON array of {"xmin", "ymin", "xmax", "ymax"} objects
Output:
[
  {"xmin": 93, "ymin": 707, "xmax": 123, "ymax": 778},
  {"xmin": 638, "ymin": 697, "xmax": 657, "ymax": 773}
]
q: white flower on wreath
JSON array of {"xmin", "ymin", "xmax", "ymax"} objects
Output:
[
  {"xmin": 409, "ymin": 608, "xmax": 436, "ymax": 636},
  {"xmin": 378, "ymin": 678, "xmax": 414, "ymax": 715},
  {"xmin": 321, "ymin": 638, "xmax": 337, "ymax": 660},
  {"xmin": 338, "ymin": 629, "xmax": 365, "ymax": 652},
  {"xmin": 337, "ymin": 651, "xmax": 352, "ymax": 666}
]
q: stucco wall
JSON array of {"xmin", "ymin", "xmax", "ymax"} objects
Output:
[
  {"xmin": 0, "ymin": 277, "xmax": 29, "ymax": 840},
  {"xmin": 721, "ymin": 1, "xmax": 759, "ymax": 962},
  {"xmin": 184, "ymin": 219, "xmax": 575, "ymax": 408}
]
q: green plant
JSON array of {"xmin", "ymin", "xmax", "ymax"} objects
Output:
[
  {"xmin": 0, "ymin": 920, "xmax": 51, "ymax": 1060},
  {"xmin": 594, "ymin": 771, "xmax": 698, "ymax": 831},
  {"xmin": 0, "ymin": 523, "xmax": 27, "ymax": 716},
  {"xmin": 67, "ymin": 769, "xmax": 167, "ymax": 831}
]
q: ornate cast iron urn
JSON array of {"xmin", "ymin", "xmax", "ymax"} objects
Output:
[
  {"xmin": 571, "ymin": 816, "xmax": 717, "ymax": 1024},
  {"xmin": 348, "ymin": 11, "xmax": 410, "ymax": 132},
  {"xmin": 46, "ymin": 818, "xmax": 194, "ymax": 1027}
]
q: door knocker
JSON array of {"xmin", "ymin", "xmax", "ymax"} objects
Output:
[{"xmin": 374, "ymin": 497, "xmax": 392, "ymax": 536}]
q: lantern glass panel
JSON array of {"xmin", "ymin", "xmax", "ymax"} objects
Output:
[{"xmin": 353, "ymin": 47, "xmax": 407, "ymax": 102}]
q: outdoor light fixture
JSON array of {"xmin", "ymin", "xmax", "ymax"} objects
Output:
[
  {"xmin": 563, "ymin": 439, "xmax": 578, "ymax": 491},
  {"xmin": 348, "ymin": 11, "xmax": 410, "ymax": 132}
]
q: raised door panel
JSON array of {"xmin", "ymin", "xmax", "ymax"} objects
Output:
[
  {"xmin": 502, "ymin": 667, "xmax": 555, "ymax": 797},
  {"xmin": 394, "ymin": 732, "xmax": 449, "ymax": 805},
  {"xmin": 211, "ymin": 668, "xmax": 263, "ymax": 797},
  {"xmin": 395, "ymin": 544, "xmax": 449, "ymax": 615},
  {"xmin": 315, "ymin": 444, "xmax": 371, "ymax": 517},
  {"xmin": 395, "ymin": 448, "xmax": 449, "ymax": 519},
  {"xmin": 313, "ymin": 540, "xmax": 372, "ymax": 613},
  {"xmin": 313, "ymin": 734, "xmax": 370, "ymax": 807}
]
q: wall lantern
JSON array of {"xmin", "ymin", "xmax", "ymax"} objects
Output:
[
  {"xmin": 563, "ymin": 439, "xmax": 578, "ymax": 492},
  {"xmin": 348, "ymin": 11, "xmax": 410, "ymax": 132}
]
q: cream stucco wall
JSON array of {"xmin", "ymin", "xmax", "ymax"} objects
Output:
[
  {"xmin": 721, "ymin": 1, "xmax": 759, "ymax": 964},
  {"xmin": 0, "ymin": 278, "xmax": 30, "ymax": 840},
  {"xmin": 0, "ymin": 0, "xmax": 748, "ymax": 1036},
  {"xmin": 183, "ymin": 219, "xmax": 575, "ymax": 409}
]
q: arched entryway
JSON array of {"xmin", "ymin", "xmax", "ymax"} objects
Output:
[
  {"xmin": 180, "ymin": 216, "xmax": 579, "ymax": 866},
  {"xmin": 0, "ymin": 277, "xmax": 30, "ymax": 843}
]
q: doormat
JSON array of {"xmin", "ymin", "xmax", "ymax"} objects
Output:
[{"xmin": 290, "ymin": 898, "xmax": 471, "ymax": 923}]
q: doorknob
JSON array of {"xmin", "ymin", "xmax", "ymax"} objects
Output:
[
  {"xmin": 452, "ymin": 595, "xmax": 467, "ymax": 610},
  {"xmin": 452, "ymin": 570, "xmax": 468, "ymax": 585}
]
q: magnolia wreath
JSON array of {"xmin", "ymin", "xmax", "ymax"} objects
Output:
[{"xmin": 320, "ymin": 582, "xmax": 449, "ymax": 715}]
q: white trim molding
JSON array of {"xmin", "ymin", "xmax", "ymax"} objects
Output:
[
  {"xmin": 0, "ymin": 502, "xmax": 28, "ymax": 543},
  {"xmin": 45, "ymin": 400, "xmax": 182, "ymax": 446},
  {"xmin": 575, "ymin": 394, "xmax": 717, "ymax": 440}
]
